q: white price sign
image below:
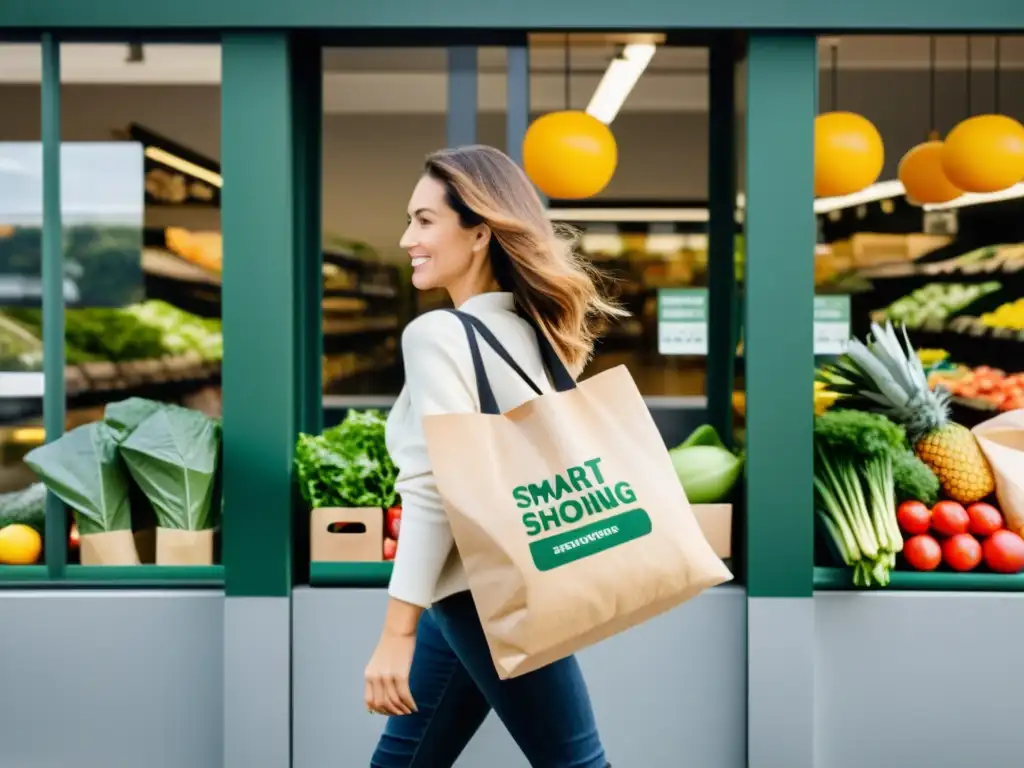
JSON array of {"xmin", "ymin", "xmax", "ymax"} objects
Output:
[
  {"xmin": 814, "ymin": 295, "xmax": 851, "ymax": 355},
  {"xmin": 658, "ymin": 289, "xmax": 708, "ymax": 356}
]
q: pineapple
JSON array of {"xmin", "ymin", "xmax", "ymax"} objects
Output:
[{"xmin": 818, "ymin": 322, "xmax": 995, "ymax": 503}]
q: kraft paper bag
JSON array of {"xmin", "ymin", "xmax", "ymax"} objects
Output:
[
  {"xmin": 422, "ymin": 311, "xmax": 733, "ymax": 679},
  {"xmin": 133, "ymin": 527, "xmax": 157, "ymax": 564},
  {"xmin": 309, "ymin": 507, "xmax": 384, "ymax": 562},
  {"xmin": 80, "ymin": 530, "xmax": 141, "ymax": 566},
  {"xmin": 155, "ymin": 528, "xmax": 215, "ymax": 565},
  {"xmin": 973, "ymin": 409, "xmax": 1024, "ymax": 536}
]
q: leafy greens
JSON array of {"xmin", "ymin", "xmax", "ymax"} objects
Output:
[
  {"xmin": 294, "ymin": 409, "xmax": 398, "ymax": 509},
  {"xmin": 24, "ymin": 421, "xmax": 132, "ymax": 535}
]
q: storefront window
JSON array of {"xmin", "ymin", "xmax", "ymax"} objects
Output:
[{"xmin": 0, "ymin": 41, "xmax": 224, "ymax": 571}]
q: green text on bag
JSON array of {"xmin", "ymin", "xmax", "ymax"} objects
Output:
[{"xmin": 512, "ymin": 457, "xmax": 652, "ymax": 570}]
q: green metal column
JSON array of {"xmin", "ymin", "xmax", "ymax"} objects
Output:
[
  {"xmin": 40, "ymin": 34, "xmax": 67, "ymax": 578},
  {"xmin": 744, "ymin": 33, "xmax": 817, "ymax": 768},
  {"xmin": 706, "ymin": 34, "xmax": 739, "ymax": 450},
  {"xmin": 290, "ymin": 39, "xmax": 324, "ymax": 590},
  {"xmin": 221, "ymin": 32, "xmax": 322, "ymax": 768}
]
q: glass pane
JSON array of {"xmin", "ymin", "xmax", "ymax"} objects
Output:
[
  {"xmin": 0, "ymin": 42, "xmax": 224, "ymax": 569},
  {"xmin": 0, "ymin": 43, "xmax": 46, "ymax": 568},
  {"xmin": 319, "ymin": 46, "xmax": 450, "ymax": 402}
]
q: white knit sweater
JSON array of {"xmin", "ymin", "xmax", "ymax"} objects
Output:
[{"xmin": 385, "ymin": 292, "xmax": 554, "ymax": 608}]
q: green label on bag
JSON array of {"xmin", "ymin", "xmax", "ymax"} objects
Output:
[
  {"xmin": 529, "ymin": 508, "xmax": 653, "ymax": 571},
  {"xmin": 512, "ymin": 457, "xmax": 652, "ymax": 570}
]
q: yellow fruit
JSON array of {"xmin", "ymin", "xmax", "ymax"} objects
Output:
[
  {"xmin": 914, "ymin": 422, "xmax": 995, "ymax": 504},
  {"xmin": 0, "ymin": 523, "xmax": 43, "ymax": 565},
  {"xmin": 916, "ymin": 348, "xmax": 949, "ymax": 366}
]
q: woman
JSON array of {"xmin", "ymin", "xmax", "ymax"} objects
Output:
[{"xmin": 366, "ymin": 145, "xmax": 623, "ymax": 768}]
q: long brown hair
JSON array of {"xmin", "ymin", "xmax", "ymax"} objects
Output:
[{"xmin": 424, "ymin": 145, "xmax": 626, "ymax": 374}]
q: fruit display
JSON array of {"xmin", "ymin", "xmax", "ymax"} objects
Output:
[
  {"xmin": 879, "ymin": 282, "xmax": 1001, "ymax": 328},
  {"xmin": 813, "ymin": 321, "xmax": 1024, "ymax": 586},
  {"xmin": 818, "ymin": 322, "xmax": 995, "ymax": 504},
  {"xmin": 979, "ymin": 297, "xmax": 1024, "ymax": 330},
  {"xmin": 896, "ymin": 500, "xmax": 1024, "ymax": 575},
  {"xmin": 929, "ymin": 365, "xmax": 1024, "ymax": 412}
]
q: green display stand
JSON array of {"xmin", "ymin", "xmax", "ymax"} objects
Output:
[{"xmin": 814, "ymin": 566, "xmax": 1024, "ymax": 592}]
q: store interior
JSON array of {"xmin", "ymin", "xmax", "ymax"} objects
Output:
[{"xmin": 2, "ymin": 34, "xmax": 1024, "ymax": 569}]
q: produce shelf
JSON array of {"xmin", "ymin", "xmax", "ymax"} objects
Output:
[
  {"xmin": 0, "ymin": 565, "xmax": 48, "ymax": 585},
  {"xmin": 0, "ymin": 564, "xmax": 224, "ymax": 588},
  {"xmin": 310, "ymin": 561, "xmax": 393, "ymax": 587},
  {"xmin": 814, "ymin": 566, "xmax": 1024, "ymax": 592}
]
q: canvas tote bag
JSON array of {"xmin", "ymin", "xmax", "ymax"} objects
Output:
[{"xmin": 421, "ymin": 310, "xmax": 733, "ymax": 679}]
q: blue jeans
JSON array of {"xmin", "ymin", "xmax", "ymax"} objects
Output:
[{"xmin": 370, "ymin": 591, "xmax": 608, "ymax": 768}]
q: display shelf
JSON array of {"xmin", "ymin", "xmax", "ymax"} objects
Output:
[
  {"xmin": 310, "ymin": 561, "xmax": 393, "ymax": 587},
  {"xmin": 0, "ymin": 565, "xmax": 48, "ymax": 585},
  {"xmin": 814, "ymin": 566, "xmax": 1024, "ymax": 592},
  {"xmin": 0, "ymin": 359, "xmax": 221, "ymax": 426},
  {"xmin": 0, "ymin": 564, "xmax": 224, "ymax": 588},
  {"xmin": 903, "ymin": 326, "xmax": 1023, "ymax": 370}
]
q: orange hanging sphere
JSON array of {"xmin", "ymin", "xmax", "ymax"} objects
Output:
[
  {"xmin": 941, "ymin": 114, "xmax": 1024, "ymax": 194},
  {"xmin": 814, "ymin": 111, "xmax": 885, "ymax": 197},
  {"xmin": 898, "ymin": 141, "xmax": 962, "ymax": 205},
  {"xmin": 522, "ymin": 111, "xmax": 618, "ymax": 200}
]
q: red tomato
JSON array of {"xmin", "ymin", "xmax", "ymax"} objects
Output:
[
  {"xmin": 68, "ymin": 522, "xmax": 80, "ymax": 550},
  {"xmin": 386, "ymin": 505, "xmax": 402, "ymax": 540},
  {"xmin": 383, "ymin": 537, "xmax": 398, "ymax": 561},
  {"xmin": 902, "ymin": 534, "xmax": 942, "ymax": 571},
  {"xmin": 982, "ymin": 530, "xmax": 1024, "ymax": 574},
  {"xmin": 931, "ymin": 501, "xmax": 970, "ymax": 536},
  {"xmin": 942, "ymin": 533, "xmax": 983, "ymax": 572},
  {"xmin": 966, "ymin": 502, "xmax": 1004, "ymax": 537},
  {"xmin": 897, "ymin": 501, "xmax": 931, "ymax": 535}
]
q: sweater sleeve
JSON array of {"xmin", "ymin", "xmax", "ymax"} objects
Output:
[{"xmin": 387, "ymin": 312, "xmax": 478, "ymax": 608}]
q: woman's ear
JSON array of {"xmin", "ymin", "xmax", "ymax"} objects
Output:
[{"xmin": 473, "ymin": 224, "xmax": 492, "ymax": 253}]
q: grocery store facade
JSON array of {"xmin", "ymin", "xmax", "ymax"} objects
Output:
[{"xmin": 1, "ymin": 3, "xmax": 1023, "ymax": 768}]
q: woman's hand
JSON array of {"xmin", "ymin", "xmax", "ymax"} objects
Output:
[{"xmin": 365, "ymin": 598, "xmax": 424, "ymax": 715}]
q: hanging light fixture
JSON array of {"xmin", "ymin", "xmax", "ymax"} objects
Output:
[
  {"xmin": 898, "ymin": 37, "xmax": 962, "ymax": 205},
  {"xmin": 941, "ymin": 36, "xmax": 1024, "ymax": 194},
  {"xmin": 814, "ymin": 40, "xmax": 885, "ymax": 198},
  {"xmin": 523, "ymin": 36, "xmax": 619, "ymax": 200}
]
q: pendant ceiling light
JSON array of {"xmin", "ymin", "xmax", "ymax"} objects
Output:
[
  {"xmin": 523, "ymin": 36, "xmax": 619, "ymax": 200},
  {"xmin": 941, "ymin": 36, "xmax": 1024, "ymax": 194},
  {"xmin": 814, "ymin": 41, "xmax": 885, "ymax": 198},
  {"xmin": 898, "ymin": 37, "xmax": 963, "ymax": 206}
]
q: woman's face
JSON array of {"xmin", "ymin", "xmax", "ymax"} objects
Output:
[{"xmin": 400, "ymin": 174, "xmax": 489, "ymax": 299}]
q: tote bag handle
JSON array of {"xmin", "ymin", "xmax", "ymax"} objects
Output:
[{"xmin": 445, "ymin": 309, "xmax": 576, "ymax": 415}]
